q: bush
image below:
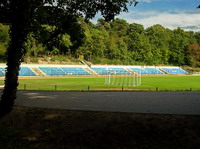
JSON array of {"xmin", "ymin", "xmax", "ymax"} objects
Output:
[
  {"xmin": 30, "ymin": 57, "xmax": 38, "ymax": 63},
  {"xmin": 50, "ymin": 56, "xmax": 70, "ymax": 63}
]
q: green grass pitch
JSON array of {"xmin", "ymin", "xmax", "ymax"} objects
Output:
[{"xmin": 0, "ymin": 75, "xmax": 199, "ymax": 91}]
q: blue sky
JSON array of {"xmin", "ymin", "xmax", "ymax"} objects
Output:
[{"xmin": 93, "ymin": 0, "xmax": 200, "ymax": 31}]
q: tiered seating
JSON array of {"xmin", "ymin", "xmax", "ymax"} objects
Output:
[
  {"xmin": 91, "ymin": 67, "xmax": 130, "ymax": 75},
  {"xmin": 129, "ymin": 67, "xmax": 163, "ymax": 74},
  {"xmin": 0, "ymin": 71, "xmax": 4, "ymax": 76},
  {"xmin": 19, "ymin": 67, "xmax": 36, "ymax": 76},
  {"xmin": 39, "ymin": 67, "xmax": 66, "ymax": 75},
  {"xmin": 161, "ymin": 67, "xmax": 188, "ymax": 74},
  {"xmin": 39, "ymin": 67, "xmax": 90, "ymax": 75},
  {"xmin": 60, "ymin": 67, "xmax": 90, "ymax": 75},
  {"xmin": 0, "ymin": 67, "xmax": 5, "ymax": 76},
  {"xmin": 145, "ymin": 68, "xmax": 164, "ymax": 74},
  {"xmin": 0, "ymin": 65, "xmax": 189, "ymax": 76},
  {"xmin": 90, "ymin": 68, "xmax": 107, "ymax": 75},
  {"xmin": 0, "ymin": 67, "xmax": 36, "ymax": 76}
]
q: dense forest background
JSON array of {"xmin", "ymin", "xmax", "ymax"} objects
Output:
[{"xmin": 0, "ymin": 18, "xmax": 200, "ymax": 67}]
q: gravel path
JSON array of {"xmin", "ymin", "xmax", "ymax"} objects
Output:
[{"xmin": 14, "ymin": 91, "xmax": 200, "ymax": 115}]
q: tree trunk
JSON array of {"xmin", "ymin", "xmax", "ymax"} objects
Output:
[{"xmin": 0, "ymin": 0, "xmax": 33, "ymax": 117}]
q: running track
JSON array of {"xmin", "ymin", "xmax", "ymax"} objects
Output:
[{"xmin": 14, "ymin": 91, "xmax": 200, "ymax": 115}]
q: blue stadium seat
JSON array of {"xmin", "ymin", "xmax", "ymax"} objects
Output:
[
  {"xmin": 161, "ymin": 68, "xmax": 188, "ymax": 74},
  {"xmin": 39, "ymin": 67, "xmax": 66, "ymax": 75},
  {"xmin": 91, "ymin": 67, "xmax": 130, "ymax": 75},
  {"xmin": 60, "ymin": 67, "xmax": 90, "ymax": 75},
  {"xmin": 39, "ymin": 67, "xmax": 90, "ymax": 75},
  {"xmin": 130, "ymin": 67, "xmax": 163, "ymax": 74},
  {"xmin": 0, "ymin": 71, "xmax": 4, "ymax": 76},
  {"xmin": 19, "ymin": 67, "xmax": 36, "ymax": 76},
  {"xmin": 0, "ymin": 67, "xmax": 5, "ymax": 76},
  {"xmin": 0, "ymin": 67, "xmax": 36, "ymax": 76}
]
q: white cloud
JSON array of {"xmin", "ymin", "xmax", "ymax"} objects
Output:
[{"xmin": 117, "ymin": 10, "xmax": 200, "ymax": 31}]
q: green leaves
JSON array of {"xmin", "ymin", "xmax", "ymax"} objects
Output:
[{"xmin": 186, "ymin": 44, "xmax": 200, "ymax": 67}]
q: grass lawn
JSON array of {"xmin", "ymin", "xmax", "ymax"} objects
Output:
[
  {"xmin": 141, "ymin": 75, "xmax": 200, "ymax": 91},
  {"xmin": 0, "ymin": 75, "xmax": 199, "ymax": 91}
]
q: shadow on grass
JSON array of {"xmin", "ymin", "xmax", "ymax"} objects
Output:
[{"xmin": 0, "ymin": 106, "xmax": 200, "ymax": 149}]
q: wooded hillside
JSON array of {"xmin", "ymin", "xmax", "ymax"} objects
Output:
[{"xmin": 0, "ymin": 18, "xmax": 200, "ymax": 66}]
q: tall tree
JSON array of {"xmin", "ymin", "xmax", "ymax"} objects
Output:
[
  {"xmin": 0, "ymin": 0, "xmax": 136, "ymax": 117},
  {"xmin": 128, "ymin": 23, "xmax": 144, "ymax": 34},
  {"xmin": 0, "ymin": 24, "xmax": 10, "ymax": 60},
  {"xmin": 186, "ymin": 43, "xmax": 200, "ymax": 67},
  {"xmin": 110, "ymin": 18, "xmax": 129, "ymax": 37},
  {"xmin": 145, "ymin": 25, "xmax": 170, "ymax": 65},
  {"xmin": 169, "ymin": 28, "xmax": 190, "ymax": 65},
  {"xmin": 0, "ymin": 0, "xmax": 36, "ymax": 117},
  {"xmin": 127, "ymin": 31, "xmax": 152, "ymax": 64}
]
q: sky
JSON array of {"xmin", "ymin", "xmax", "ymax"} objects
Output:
[{"xmin": 93, "ymin": 0, "xmax": 200, "ymax": 32}]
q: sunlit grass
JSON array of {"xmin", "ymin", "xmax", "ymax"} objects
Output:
[{"xmin": 0, "ymin": 75, "xmax": 199, "ymax": 91}]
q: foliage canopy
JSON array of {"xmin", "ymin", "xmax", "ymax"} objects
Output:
[{"xmin": 0, "ymin": 0, "xmax": 138, "ymax": 117}]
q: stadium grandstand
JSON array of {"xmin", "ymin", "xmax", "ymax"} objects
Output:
[{"xmin": 0, "ymin": 64, "xmax": 189, "ymax": 77}]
